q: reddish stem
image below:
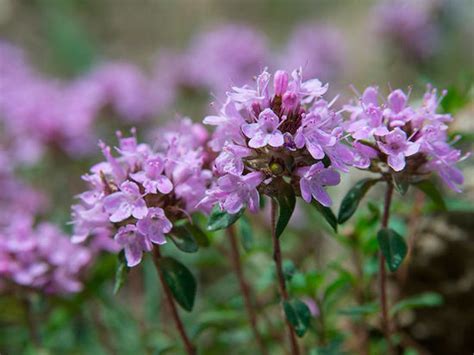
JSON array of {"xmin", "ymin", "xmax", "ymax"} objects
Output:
[
  {"xmin": 271, "ymin": 199, "xmax": 300, "ymax": 355},
  {"xmin": 380, "ymin": 181, "xmax": 395, "ymax": 354},
  {"xmin": 152, "ymin": 248, "xmax": 196, "ymax": 355},
  {"xmin": 227, "ymin": 225, "xmax": 268, "ymax": 355}
]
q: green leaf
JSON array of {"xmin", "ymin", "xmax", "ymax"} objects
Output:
[
  {"xmin": 338, "ymin": 303, "xmax": 379, "ymax": 316},
  {"xmin": 283, "ymin": 299, "xmax": 311, "ymax": 337},
  {"xmin": 272, "ymin": 182, "xmax": 296, "ymax": 238},
  {"xmin": 338, "ymin": 178, "xmax": 379, "ymax": 224},
  {"xmin": 186, "ymin": 224, "xmax": 210, "ymax": 247},
  {"xmin": 159, "ymin": 257, "xmax": 197, "ymax": 312},
  {"xmin": 377, "ymin": 228, "xmax": 408, "ymax": 272},
  {"xmin": 390, "ymin": 292, "xmax": 443, "ymax": 316},
  {"xmin": 207, "ymin": 205, "xmax": 244, "ymax": 231},
  {"xmin": 323, "ymin": 274, "xmax": 352, "ymax": 310},
  {"xmin": 413, "ymin": 180, "xmax": 447, "ymax": 211},
  {"xmin": 238, "ymin": 215, "xmax": 254, "ymax": 252},
  {"xmin": 393, "ymin": 175, "xmax": 409, "ymax": 195},
  {"xmin": 113, "ymin": 251, "xmax": 129, "ymax": 294},
  {"xmin": 311, "ymin": 201, "xmax": 338, "ymax": 232},
  {"xmin": 169, "ymin": 226, "xmax": 199, "ymax": 253}
]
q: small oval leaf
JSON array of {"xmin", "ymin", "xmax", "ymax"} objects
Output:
[
  {"xmin": 186, "ymin": 224, "xmax": 210, "ymax": 247},
  {"xmin": 390, "ymin": 292, "xmax": 443, "ymax": 316},
  {"xmin": 377, "ymin": 228, "xmax": 408, "ymax": 272},
  {"xmin": 338, "ymin": 178, "xmax": 379, "ymax": 224},
  {"xmin": 393, "ymin": 175, "xmax": 409, "ymax": 195},
  {"xmin": 159, "ymin": 257, "xmax": 197, "ymax": 312},
  {"xmin": 283, "ymin": 299, "xmax": 311, "ymax": 337},
  {"xmin": 169, "ymin": 226, "xmax": 199, "ymax": 253},
  {"xmin": 311, "ymin": 201, "xmax": 338, "ymax": 232},
  {"xmin": 238, "ymin": 215, "xmax": 254, "ymax": 252},
  {"xmin": 207, "ymin": 205, "xmax": 244, "ymax": 231},
  {"xmin": 272, "ymin": 182, "xmax": 296, "ymax": 238},
  {"xmin": 114, "ymin": 251, "xmax": 129, "ymax": 294}
]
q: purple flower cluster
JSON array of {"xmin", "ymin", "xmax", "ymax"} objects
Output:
[
  {"xmin": 201, "ymin": 68, "xmax": 352, "ymax": 211},
  {"xmin": 0, "ymin": 170, "xmax": 91, "ymax": 295},
  {"xmin": 153, "ymin": 25, "xmax": 269, "ymax": 99},
  {"xmin": 71, "ymin": 119, "xmax": 211, "ymax": 267},
  {"xmin": 344, "ymin": 86, "xmax": 468, "ymax": 192},
  {"xmin": 152, "ymin": 23, "xmax": 347, "ymax": 103},
  {"xmin": 0, "ymin": 216, "xmax": 91, "ymax": 294},
  {"xmin": 200, "ymin": 67, "xmax": 467, "ymax": 215},
  {"xmin": 0, "ymin": 42, "xmax": 168, "ymax": 161},
  {"xmin": 373, "ymin": 0, "xmax": 439, "ymax": 60}
]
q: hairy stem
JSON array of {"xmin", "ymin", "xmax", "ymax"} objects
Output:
[
  {"xmin": 227, "ymin": 225, "xmax": 268, "ymax": 355},
  {"xmin": 152, "ymin": 248, "xmax": 196, "ymax": 355},
  {"xmin": 380, "ymin": 181, "xmax": 394, "ymax": 354},
  {"xmin": 271, "ymin": 199, "xmax": 300, "ymax": 355}
]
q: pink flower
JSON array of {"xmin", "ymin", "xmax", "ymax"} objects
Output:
[
  {"xmin": 344, "ymin": 87, "xmax": 389, "ymax": 140},
  {"xmin": 242, "ymin": 109, "xmax": 284, "ymax": 148},
  {"xmin": 352, "ymin": 141, "xmax": 379, "ymax": 169},
  {"xmin": 294, "ymin": 108, "xmax": 339, "ymax": 160},
  {"xmin": 103, "ymin": 181, "xmax": 148, "ymax": 222},
  {"xmin": 114, "ymin": 225, "xmax": 152, "ymax": 267},
  {"xmin": 383, "ymin": 89, "xmax": 414, "ymax": 128},
  {"xmin": 130, "ymin": 157, "xmax": 173, "ymax": 195},
  {"xmin": 203, "ymin": 172, "xmax": 264, "ymax": 214},
  {"xmin": 377, "ymin": 128, "xmax": 420, "ymax": 171},
  {"xmin": 136, "ymin": 208, "xmax": 172, "ymax": 245},
  {"xmin": 298, "ymin": 162, "xmax": 341, "ymax": 207},
  {"xmin": 214, "ymin": 143, "xmax": 251, "ymax": 175}
]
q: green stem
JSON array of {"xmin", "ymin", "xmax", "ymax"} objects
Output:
[{"xmin": 271, "ymin": 199, "xmax": 300, "ymax": 355}]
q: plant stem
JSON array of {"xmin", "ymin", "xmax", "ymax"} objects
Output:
[
  {"xmin": 24, "ymin": 296, "xmax": 41, "ymax": 348},
  {"xmin": 227, "ymin": 225, "xmax": 268, "ymax": 355},
  {"xmin": 380, "ymin": 181, "xmax": 394, "ymax": 354},
  {"xmin": 270, "ymin": 199, "xmax": 300, "ymax": 355},
  {"xmin": 152, "ymin": 248, "xmax": 196, "ymax": 355},
  {"xmin": 349, "ymin": 233, "xmax": 370, "ymax": 355}
]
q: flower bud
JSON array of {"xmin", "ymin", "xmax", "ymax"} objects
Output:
[{"xmin": 273, "ymin": 70, "xmax": 289, "ymax": 96}]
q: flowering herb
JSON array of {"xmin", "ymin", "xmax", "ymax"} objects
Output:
[
  {"xmin": 71, "ymin": 120, "xmax": 211, "ymax": 267},
  {"xmin": 0, "ymin": 216, "xmax": 91, "ymax": 295},
  {"xmin": 343, "ymin": 86, "xmax": 467, "ymax": 194},
  {"xmin": 202, "ymin": 68, "xmax": 352, "ymax": 226}
]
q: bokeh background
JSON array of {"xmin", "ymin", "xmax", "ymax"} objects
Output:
[{"xmin": 1, "ymin": 0, "xmax": 473, "ymax": 354}]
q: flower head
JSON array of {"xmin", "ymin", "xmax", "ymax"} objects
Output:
[
  {"xmin": 71, "ymin": 121, "xmax": 211, "ymax": 267},
  {"xmin": 202, "ymin": 68, "xmax": 350, "ymax": 214},
  {"xmin": 344, "ymin": 86, "xmax": 466, "ymax": 191}
]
